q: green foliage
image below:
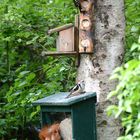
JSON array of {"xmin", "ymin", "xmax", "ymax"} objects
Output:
[
  {"xmin": 107, "ymin": 0, "xmax": 140, "ymax": 139},
  {"xmin": 107, "ymin": 39, "xmax": 140, "ymax": 140},
  {"xmin": 125, "ymin": 0, "xmax": 140, "ymax": 61},
  {"xmin": 0, "ymin": 0, "xmax": 77, "ymax": 139}
]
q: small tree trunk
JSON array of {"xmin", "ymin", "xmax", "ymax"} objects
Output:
[{"xmin": 77, "ymin": 0, "xmax": 125, "ymax": 139}]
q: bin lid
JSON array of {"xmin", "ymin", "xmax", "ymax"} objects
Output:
[{"xmin": 33, "ymin": 92, "xmax": 96, "ymax": 106}]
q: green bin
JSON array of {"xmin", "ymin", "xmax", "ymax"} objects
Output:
[{"xmin": 33, "ymin": 92, "xmax": 97, "ymax": 140}]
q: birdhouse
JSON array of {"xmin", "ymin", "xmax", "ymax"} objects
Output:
[
  {"xmin": 79, "ymin": 14, "xmax": 94, "ymax": 53},
  {"xmin": 78, "ymin": 0, "xmax": 94, "ymax": 53},
  {"xmin": 33, "ymin": 92, "xmax": 97, "ymax": 140},
  {"xmin": 56, "ymin": 26, "xmax": 75, "ymax": 52},
  {"xmin": 47, "ymin": 23, "xmax": 78, "ymax": 55},
  {"xmin": 42, "ymin": 0, "xmax": 95, "ymax": 66}
]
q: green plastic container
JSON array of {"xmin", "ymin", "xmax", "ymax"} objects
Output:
[{"xmin": 33, "ymin": 92, "xmax": 97, "ymax": 140}]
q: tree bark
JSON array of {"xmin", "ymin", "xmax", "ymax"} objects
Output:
[{"xmin": 77, "ymin": 0, "xmax": 125, "ymax": 139}]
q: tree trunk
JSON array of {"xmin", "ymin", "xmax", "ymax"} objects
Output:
[{"xmin": 77, "ymin": 0, "xmax": 125, "ymax": 139}]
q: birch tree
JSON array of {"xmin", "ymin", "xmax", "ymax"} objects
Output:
[{"xmin": 77, "ymin": 0, "xmax": 125, "ymax": 139}]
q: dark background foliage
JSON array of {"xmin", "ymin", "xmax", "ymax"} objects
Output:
[{"xmin": 0, "ymin": 0, "xmax": 77, "ymax": 139}]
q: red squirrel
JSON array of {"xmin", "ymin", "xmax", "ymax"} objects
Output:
[{"xmin": 39, "ymin": 123, "xmax": 61, "ymax": 140}]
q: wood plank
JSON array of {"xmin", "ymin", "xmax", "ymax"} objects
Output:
[
  {"xmin": 79, "ymin": 0, "xmax": 94, "ymax": 53},
  {"xmin": 48, "ymin": 23, "xmax": 73, "ymax": 34},
  {"xmin": 41, "ymin": 51, "xmax": 77, "ymax": 56},
  {"xmin": 57, "ymin": 28, "xmax": 74, "ymax": 52},
  {"xmin": 41, "ymin": 51, "xmax": 93, "ymax": 56}
]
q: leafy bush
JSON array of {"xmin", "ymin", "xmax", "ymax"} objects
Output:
[
  {"xmin": 0, "ymin": 0, "xmax": 77, "ymax": 139},
  {"xmin": 125, "ymin": 0, "xmax": 140, "ymax": 61},
  {"xmin": 107, "ymin": 37, "xmax": 140, "ymax": 140},
  {"xmin": 107, "ymin": 0, "xmax": 140, "ymax": 139}
]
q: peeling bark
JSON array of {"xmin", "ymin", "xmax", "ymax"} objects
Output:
[{"xmin": 77, "ymin": 0, "xmax": 125, "ymax": 139}]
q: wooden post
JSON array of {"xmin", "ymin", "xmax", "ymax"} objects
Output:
[{"xmin": 79, "ymin": 0, "xmax": 94, "ymax": 53}]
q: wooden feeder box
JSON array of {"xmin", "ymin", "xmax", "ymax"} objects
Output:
[
  {"xmin": 33, "ymin": 92, "xmax": 97, "ymax": 140},
  {"xmin": 56, "ymin": 25, "xmax": 75, "ymax": 52},
  {"xmin": 42, "ymin": 0, "xmax": 94, "ymax": 66},
  {"xmin": 45, "ymin": 23, "xmax": 78, "ymax": 56}
]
